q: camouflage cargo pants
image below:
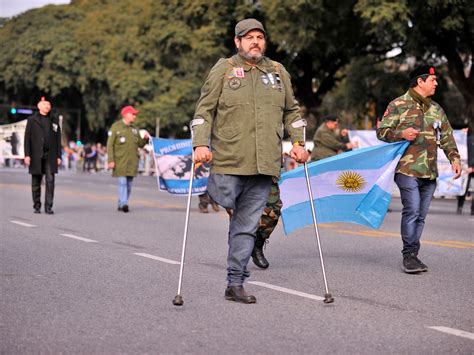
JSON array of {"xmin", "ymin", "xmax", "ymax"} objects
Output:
[{"xmin": 256, "ymin": 177, "xmax": 282, "ymax": 241}]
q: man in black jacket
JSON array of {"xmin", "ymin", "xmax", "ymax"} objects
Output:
[{"xmin": 24, "ymin": 97, "xmax": 62, "ymax": 214}]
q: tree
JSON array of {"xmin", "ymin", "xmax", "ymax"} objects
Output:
[
  {"xmin": 260, "ymin": 0, "xmax": 399, "ymax": 116},
  {"xmin": 0, "ymin": 0, "xmax": 242, "ymax": 139},
  {"xmin": 356, "ymin": 0, "xmax": 473, "ymax": 123},
  {"xmin": 1, "ymin": 0, "xmax": 470, "ymax": 141}
]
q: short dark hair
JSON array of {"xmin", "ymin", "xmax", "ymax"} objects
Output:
[
  {"xmin": 323, "ymin": 114, "xmax": 338, "ymax": 122},
  {"xmin": 410, "ymin": 74, "xmax": 429, "ymax": 88}
]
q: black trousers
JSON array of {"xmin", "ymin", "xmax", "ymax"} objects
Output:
[{"xmin": 32, "ymin": 157, "xmax": 55, "ymax": 210}]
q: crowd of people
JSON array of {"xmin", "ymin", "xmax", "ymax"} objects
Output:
[{"xmin": 61, "ymin": 141, "xmax": 155, "ymax": 175}]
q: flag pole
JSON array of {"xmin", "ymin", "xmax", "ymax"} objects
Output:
[
  {"xmin": 148, "ymin": 136, "xmax": 162, "ymax": 190},
  {"xmin": 293, "ymin": 119, "xmax": 334, "ymax": 304}
]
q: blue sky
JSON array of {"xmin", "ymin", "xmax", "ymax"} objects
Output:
[{"xmin": 1, "ymin": 0, "xmax": 70, "ymax": 18}]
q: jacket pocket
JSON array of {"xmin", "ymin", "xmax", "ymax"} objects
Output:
[
  {"xmin": 271, "ymin": 87, "xmax": 285, "ymax": 108},
  {"xmin": 222, "ymin": 82, "xmax": 249, "ymax": 106}
]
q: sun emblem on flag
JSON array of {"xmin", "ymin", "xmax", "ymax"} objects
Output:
[{"xmin": 336, "ymin": 171, "xmax": 366, "ymax": 192}]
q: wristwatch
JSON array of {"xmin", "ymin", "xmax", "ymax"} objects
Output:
[{"xmin": 293, "ymin": 141, "xmax": 305, "ymax": 147}]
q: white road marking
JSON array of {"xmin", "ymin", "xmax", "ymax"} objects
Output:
[
  {"xmin": 134, "ymin": 253, "xmax": 180, "ymax": 265},
  {"xmin": 427, "ymin": 326, "xmax": 474, "ymax": 340},
  {"xmin": 60, "ymin": 233, "xmax": 98, "ymax": 243},
  {"xmin": 248, "ymin": 281, "xmax": 325, "ymax": 301},
  {"xmin": 10, "ymin": 220, "xmax": 36, "ymax": 227}
]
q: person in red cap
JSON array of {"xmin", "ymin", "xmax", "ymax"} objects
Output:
[
  {"xmin": 106, "ymin": 106, "xmax": 149, "ymax": 212},
  {"xmin": 24, "ymin": 97, "xmax": 62, "ymax": 214}
]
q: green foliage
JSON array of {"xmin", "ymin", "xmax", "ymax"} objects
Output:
[
  {"xmin": 355, "ymin": 0, "xmax": 473, "ymax": 121},
  {"xmin": 0, "ymin": 0, "xmax": 241, "ymax": 138},
  {"xmin": 0, "ymin": 0, "xmax": 471, "ymax": 140},
  {"xmin": 260, "ymin": 0, "xmax": 398, "ymax": 114}
]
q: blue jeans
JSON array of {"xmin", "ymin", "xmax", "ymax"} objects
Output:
[
  {"xmin": 117, "ymin": 176, "xmax": 133, "ymax": 207},
  {"xmin": 207, "ymin": 174, "xmax": 272, "ymax": 286},
  {"xmin": 395, "ymin": 173, "xmax": 437, "ymax": 255}
]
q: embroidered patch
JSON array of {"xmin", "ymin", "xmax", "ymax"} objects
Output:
[
  {"xmin": 229, "ymin": 77, "xmax": 241, "ymax": 90},
  {"xmin": 261, "ymin": 74, "xmax": 270, "ymax": 85},
  {"xmin": 234, "ymin": 67, "xmax": 245, "ymax": 78}
]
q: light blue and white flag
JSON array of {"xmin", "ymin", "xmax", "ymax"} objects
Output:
[
  {"xmin": 279, "ymin": 141, "xmax": 409, "ymax": 234},
  {"xmin": 152, "ymin": 137, "xmax": 208, "ymax": 195}
]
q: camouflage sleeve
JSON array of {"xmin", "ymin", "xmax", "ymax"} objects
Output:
[
  {"xmin": 280, "ymin": 65, "xmax": 304, "ymax": 143},
  {"xmin": 439, "ymin": 108, "xmax": 461, "ymax": 165},
  {"xmin": 376, "ymin": 102, "xmax": 405, "ymax": 143},
  {"xmin": 192, "ymin": 59, "xmax": 227, "ymax": 148}
]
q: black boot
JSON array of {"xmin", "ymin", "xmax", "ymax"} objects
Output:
[
  {"xmin": 224, "ymin": 286, "xmax": 256, "ymax": 304},
  {"xmin": 252, "ymin": 236, "xmax": 269, "ymax": 269}
]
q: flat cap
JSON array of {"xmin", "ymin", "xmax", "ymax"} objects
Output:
[
  {"xmin": 235, "ymin": 18, "xmax": 265, "ymax": 37},
  {"xmin": 409, "ymin": 65, "xmax": 436, "ymax": 81}
]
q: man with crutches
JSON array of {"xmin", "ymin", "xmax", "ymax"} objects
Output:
[{"xmin": 192, "ymin": 19, "xmax": 308, "ymax": 304}]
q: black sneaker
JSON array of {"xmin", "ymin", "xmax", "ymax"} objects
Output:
[
  {"xmin": 402, "ymin": 253, "xmax": 423, "ymax": 274},
  {"xmin": 122, "ymin": 204, "xmax": 129, "ymax": 213},
  {"xmin": 415, "ymin": 255, "xmax": 428, "ymax": 272}
]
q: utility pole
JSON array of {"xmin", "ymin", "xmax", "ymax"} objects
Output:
[{"xmin": 155, "ymin": 117, "xmax": 160, "ymax": 138}]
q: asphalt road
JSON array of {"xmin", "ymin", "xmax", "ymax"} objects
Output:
[{"xmin": 1, "ymin": 168, "xmax": 473, "ymax": 354}]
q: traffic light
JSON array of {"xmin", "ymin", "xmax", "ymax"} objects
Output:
[{"xmin": 10, "ymin": 104, "xmax": 17, "ymax": 115}]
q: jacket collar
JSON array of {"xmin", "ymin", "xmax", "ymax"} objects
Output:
[
  {"xmin": 32, "ymin": 112, "xmax": 50, "ymax": 124},
  {"xmin": 408, "ymin": 88, "xmax": 431, "ymax": 113}
]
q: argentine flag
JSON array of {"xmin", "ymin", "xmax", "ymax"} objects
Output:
[{"xmin": 279, "ymin": 141, "xmax": 409, "ymax": 235}]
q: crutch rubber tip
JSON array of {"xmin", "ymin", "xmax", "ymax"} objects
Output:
[
  {"xmin": 323, "ymin": 293, "xmax": 334, "ymax": 304},
  {"xmin": 172, "ymin": 295, "xmax": 184, "ymax": 306}
]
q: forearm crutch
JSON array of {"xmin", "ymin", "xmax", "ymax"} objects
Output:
[
  {"xmin": 292, "ymin": 119, "xmax": 334, "ymax": 304},
  {"xmin": 172, "ymin": 118, "xmax": 204, "ymax": 306}
]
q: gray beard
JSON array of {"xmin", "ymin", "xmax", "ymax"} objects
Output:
[{"xmin": 238, "ymin": 47, "xmax": 264, "ymax": 64}]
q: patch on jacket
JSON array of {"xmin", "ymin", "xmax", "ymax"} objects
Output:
[{"xmin": 229, "ymin": 77, "xmax": 241, "ymax": 90}]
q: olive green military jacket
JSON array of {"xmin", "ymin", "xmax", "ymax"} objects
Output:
[
  {"xmin": 106, "ymin": 120, "xmax": 148, "ymax": 177},
  {"xmin": 192, "ymin": 54, "xmax": 304, "ymax": 176},
  {"xmin": 310, "ymin": 123, "xmax": 346, "ymax": 161},
  {"xmin": 377, "ymin": 91, "xmax": 460, "ymax": 179}
]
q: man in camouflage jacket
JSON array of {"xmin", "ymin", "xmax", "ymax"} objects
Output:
[{"xmin": 377, "ymin": 65, "xmax": 461, "ymax": 274}]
